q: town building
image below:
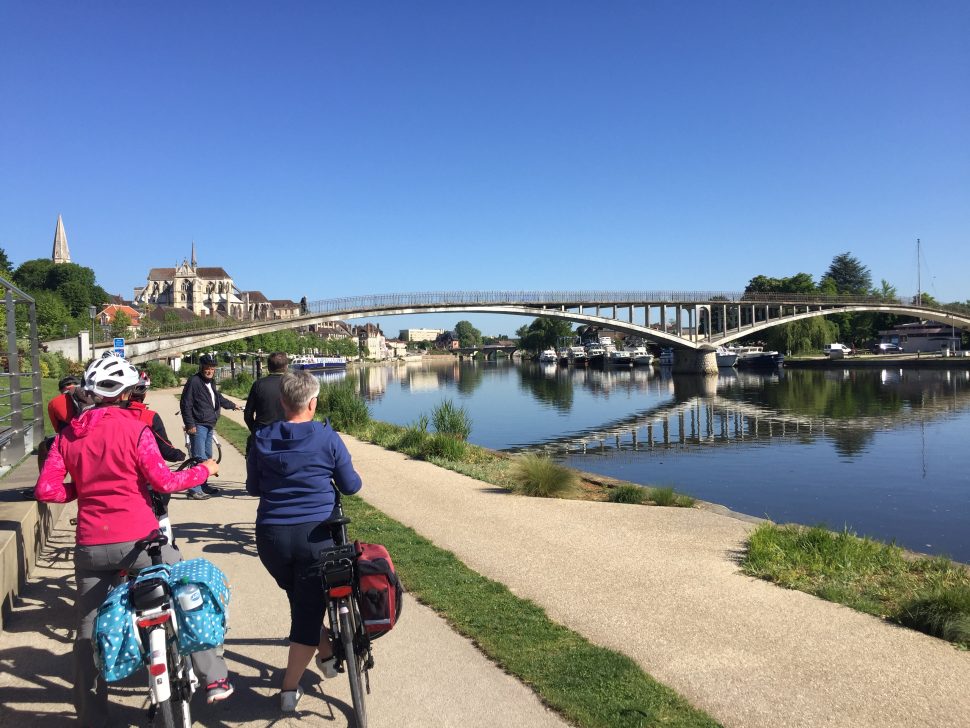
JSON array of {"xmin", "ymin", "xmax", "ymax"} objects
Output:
[
  {"xmin": 134, "ymin": 244, "xmax": 246, "ymax": 318},
  {"xmin": 354, "ymin": 323, "xmax": 387, "ymax": 360},
  {"xmin": 400, "ymin": 327, "xmax": 444, "ymax": 342},
  {"xmin": 879, "ymin": 321, "xmax": 962, "ymax": 354},
  {"xmin": 97, "ymin": 304, "xmax": 141, "ymax": 330},
  {"xmin": 310, "ymin": 320, "xmax": 354, "ymax": 340}
]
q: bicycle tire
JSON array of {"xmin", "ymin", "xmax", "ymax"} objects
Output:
[
  {"xmin": 214, "ymin": 441, "xmax": 222, "ymax": 464},
  {"xmin": 154, "ymin": 696, "xmax": 190, "ymax": 728},
  {"xmin": 339, "ymin": 603, "xmax": 367, "ymax": 728}
]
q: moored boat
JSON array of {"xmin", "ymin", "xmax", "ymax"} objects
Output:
[
  {"xmin": 659, "ymin": 348, "xmax": 675, "ymax": 366},
  {"xmin": 732, "ymin": 345, "xmax": 784, "ymax": 369},
  {"xmin": 585, "ymin": 342, "xmax": 606, "ymax": 368},
  {"xmin": 605, "ymin": 346, "xmax": 633, "ymax": 368},
  {"xmin": 715, "ymin": 346, "xmax": 739, "ymax": 368},
  {"xmin": 568, "ymin": 346, "xmax": 588, "ymax": 366},
  {"xmin": 538, "ymin": 348, "xmax": 558, "ymax": 363},
  {"xmin": 630, "ymin": 346, "xmax": 654, "ymax": 366},
  {"xmin": 290, "ymin": 354, "xmax": 348, "ymax": 371}
]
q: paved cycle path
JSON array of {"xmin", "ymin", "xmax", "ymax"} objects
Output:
[
  {"xmin": 0, "ymin": 391, "xmax": 567, "ymax": 728},
  {"xmin": 226, "ymin": 394, "xmax": 970, "ymax": 728}
]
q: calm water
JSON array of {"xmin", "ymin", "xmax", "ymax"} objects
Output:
[{"xmin": 344, "ymin": 359, "xmax": 970, "ymax": 562}]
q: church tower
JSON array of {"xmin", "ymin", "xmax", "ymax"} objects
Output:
[{"xmin": 51, "ymin": 214, "xmax": 71, "ymax": 264}]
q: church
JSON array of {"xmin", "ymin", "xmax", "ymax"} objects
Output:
[{"xmin": 133, "ymin": 244, "xmax": 247, "ymax": 318}]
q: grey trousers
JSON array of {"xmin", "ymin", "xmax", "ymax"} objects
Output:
[{"xmin": 73, "ymin": 540, "xmax": 228, "ymax": 727}]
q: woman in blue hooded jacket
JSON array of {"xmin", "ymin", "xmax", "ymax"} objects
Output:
[{"xmin": 245, "ymin": 370, "xmax": 362, "ymax": 712}]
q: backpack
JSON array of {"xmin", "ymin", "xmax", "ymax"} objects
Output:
[
  {"xmin": 169, "ymin": 558, "xmax": 231, "ymax": 655},
  {"xmin": 356, "ymin": 542, "xmax": 403, "ymax": 638}
]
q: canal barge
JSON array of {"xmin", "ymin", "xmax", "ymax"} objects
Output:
[{"xmin": 290, "ymin": 355, "xmax": 348, "ymax": 371}]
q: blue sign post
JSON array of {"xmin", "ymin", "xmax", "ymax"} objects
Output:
[{"xmin": 113, "ymin": 337, "xmax": 125, "ymax": 358}]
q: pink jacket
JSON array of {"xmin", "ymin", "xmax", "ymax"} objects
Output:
[{"xmin": 35, "ymin": 407, "xmax": 209, "ymax": 546}]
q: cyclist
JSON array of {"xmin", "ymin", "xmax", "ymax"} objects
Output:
[
  {"xmin": 246, "ymin": 370, "xmax": 362, "ymax": 713},
  {"xmin": 47, "ymin": 375, "xmax": 81, "ymax": 433},
  {"xmin": 35, "ymin": 355, "xmax": 233, "ymax": 727},
  {"xmin": 125, "ymin": 371, "xmax": 187, "ymax": 462}
]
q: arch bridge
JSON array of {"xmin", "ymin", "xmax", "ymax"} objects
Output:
[{"xmin": 109, "ymin": 290, "xmax": 970, "ymax": 372}]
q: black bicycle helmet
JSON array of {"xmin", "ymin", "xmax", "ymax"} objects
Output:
[
  {"xmin": 199, "ymin": 354, "xmax": 217, "ymax": 368},
  {"xmin": 57, "ymin": 375, "xmax": 81, "ymax": 392}
]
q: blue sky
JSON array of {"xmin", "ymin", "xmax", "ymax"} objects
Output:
[{"xmin": 1, "ymin": 1, "xmax": 967, "ymax": 335}]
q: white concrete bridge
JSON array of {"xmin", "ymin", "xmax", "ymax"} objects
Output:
[{"xmin": 106, "ymin": 290, "xmax": 970, "ymax": 371}]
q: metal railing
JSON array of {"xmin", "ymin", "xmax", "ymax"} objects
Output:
[{"xmin": 0, "ymin": 276, "xmax": 43, "ymax": 474}]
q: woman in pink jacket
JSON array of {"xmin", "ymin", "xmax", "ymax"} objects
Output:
[{"xmin": 35, "ymin": 355, "xmax": 232, "ymax": 727}]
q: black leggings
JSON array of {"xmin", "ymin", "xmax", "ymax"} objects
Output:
[{"xmin": 255, "ymin": 521, "xmax": 334, "ymax": 646}]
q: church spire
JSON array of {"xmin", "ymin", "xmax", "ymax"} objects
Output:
[
  {"xmin": 191, "ymin": 240, "xmax": 197, "ymax": 269},
  {"xmin": 52, "ymin": 214, "xmax": 71, "ymax": 264}
]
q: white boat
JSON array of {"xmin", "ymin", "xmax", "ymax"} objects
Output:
[
  {"xmin": 629, "ymin": 346, "xmax": 654, "ymax": 366},
  {"xmin": 568, "ymin": 346, "xmax": 588, "ymax": 366},
  {"xmin": 290, "ymin": 354, "xmax": 348, "ymax": 371},
  {"xmin": 731, "ymin": 345, "xmax": 784, "ymax": 369},
  {"xmin": 605, "ymin": 346, "xmax": 633, "ymax": 368},
  {"xmin": 538, "ymin": 348, "xmax": 558, "ymax": 363},
  {"xmin": 584, "ymin": 342, "xmax": 606, "ymax": 367},
  {"xmin": 715, "ymin": 346, "xmax": 739, "ymax": 368}
]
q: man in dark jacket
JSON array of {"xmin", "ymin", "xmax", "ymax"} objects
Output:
[
  {"xmin": 243, "ymin": 352, "xmax": 288, "ymax": 455},
  {"xmin": 180, "ymin": 354, "xmax": 238, "ymax": 499}
]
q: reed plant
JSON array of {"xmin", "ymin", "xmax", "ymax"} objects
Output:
[
  {"xmin": 510, "ymin": 453, "xmax": 579, "ymax": 498},
  {"xmin": 317, "ymin": 377, "xmax": 370, "ymax": 432},
  {"xmin": 431, "ymin": 398, "xmax": 472, "ymax": 440},
  {"xmin": 422, "ymin": 433, "xmax": 468, "ymax": 461}
]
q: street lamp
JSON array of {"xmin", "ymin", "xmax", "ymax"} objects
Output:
[{"xmin": 88, "ymin": 305, "xmax": 97, "ymax": 361}]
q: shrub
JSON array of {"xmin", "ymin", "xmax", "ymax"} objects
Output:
[
  {"xmin": 510, "ymin": 454, "xmax": 579, "ymax": 498},
  {"xmin": 219, "ymin": 371, "xmax": 253, "ymax": 397},
  {"xmin": 608, "ymin": 484, "xmax": 647, "ymax": 504},
  {"xmin": 368, "ymin": 421, "xmax": 403, "ymax": 449},
  {"xmin": 143, "ymin": 360, "xmax": 178, "ymax": 388},
  {"xmin": 431, "ymin": 399, "xmax": 472, "ymax": 440},
  {"xmin": 397, "ymin": 424, "xmax": 429, "ymax": 455},
  {"xmin": 40, "ymin": 351, "xmax": 69, "ymax": 380},
  {"xmin": 422, "ymin": 433, "xmax": 467, "ymax": 461},
  {"xmin": 318, "ymin": 378, "xmax": 369, "ymax": 433}
]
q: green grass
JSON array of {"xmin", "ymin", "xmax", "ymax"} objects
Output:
[
  {"xmin": 430, "ymin": 398, "xmax": 472, "ymax": 440},
  {"xmin": 342, "ymin": 495, "xmax": 720, "ymax": 728},
  {"xmin": 742, "ymin": 523, "xmax": 970, "ymax": 647},
  {"xmin": 215, "ymin": 415, "xmax": 251, "ymax": 455},
  {"xmin": 609, "ymin": 484, "xmax": 648, "ymax": 504},
  {"xmin": 649, "ymin": 487, "xmax": 695, "ymax": 508},
  {"xmin": 510, "ymin": 453, "xmax": 579, "ymax": 498}
]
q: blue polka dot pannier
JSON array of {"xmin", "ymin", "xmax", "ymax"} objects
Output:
[
  {"xmin": 169, "ymin": 558, "xmax": 231, "ymax": 655},
  {"xmin": 93, "ymin": 564, "xmax": 172, "ymax": 682}
]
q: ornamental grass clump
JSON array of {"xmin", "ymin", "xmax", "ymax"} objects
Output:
[
  {"xmin": 431, "ymin": 399, "xmax": 472, "ymax": 441},
  {"xmin": 422, "ymin": 433, "xmax": 468, "ymax": 462},
  {"xmin": 608, "ymin": 484, "xmax": 647, "ymax": 504},
  {"xmin": 511, "ymin": 454, "xmax": 579, "ymax": 498},
  {"xmin": 649, "ymin": 486, "xmax": 695, "ymax": 508},
  {"xmin": 899, "ymin": 585, "xmax": 970, "ymax": 647}
]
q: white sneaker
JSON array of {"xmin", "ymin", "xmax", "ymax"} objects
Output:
[
  {"xmin": 315, "ymin": 654, "xmax": 338, "ymax": 678},
  {"xmin": 280, "ymin": 685, "xmax": 304, "ymax": 713}
]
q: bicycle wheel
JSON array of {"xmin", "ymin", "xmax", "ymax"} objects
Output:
[
  {"xmin": 214, "ymin": 440, "xmax": 222, "ymax": 464},
  {"xmin": 339, "ymin": 602, "xmax": 367, "ymax": 728},
  {"xmin": 154, "ymin": 696, "xmax": 190, "ymax": 728}
]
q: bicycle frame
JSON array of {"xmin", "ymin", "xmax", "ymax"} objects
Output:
[{"xmin": 126, "ymin": 533, "xmax": 197, "ymax": 728}]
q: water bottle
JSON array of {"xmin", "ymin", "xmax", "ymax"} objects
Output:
[{"xmin": 175, "ymin": 583, "xmax": 203, "ymax": 612}]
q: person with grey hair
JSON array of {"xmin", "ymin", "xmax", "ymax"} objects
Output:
[{"xmin": 245, "ymin": 370, "xmax": 363, "ymax": 713}]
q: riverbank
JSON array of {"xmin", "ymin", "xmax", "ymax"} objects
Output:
[{"xmin": 785, "ymin": 353, "xmax": 970, "ymax": 369}]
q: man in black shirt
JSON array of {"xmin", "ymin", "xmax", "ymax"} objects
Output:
[{"xmin": 243, "ymin": 352, "xmax": 288, "ymax": 454}]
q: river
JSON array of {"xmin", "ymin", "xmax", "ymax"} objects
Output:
[{"xmin": 341, "ymin": 358, "xmax": 970, "ymax": 562}]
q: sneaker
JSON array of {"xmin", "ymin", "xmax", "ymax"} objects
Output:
[
  {"xmin": 280, "ymin": 685, "xmax": 304, "ymax": 713},
  {"xmin": 315, "ymin": 654, "xmax": 338, "ymax": 678},
  {"xmin": 206, "ymin": 678, "xmax": 234, "ymax": 703},
  {"xmin": 201, "ymin": 484, "xmax": 221, "ymax": 495},
  {"xmin": 186, "ymin": 490, "xmax": 211, "ymax": 500}
]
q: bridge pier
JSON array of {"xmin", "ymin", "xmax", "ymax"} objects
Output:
[{"xmin": 672, "ymin": 349, "xmax": 718, "ymax": 375}]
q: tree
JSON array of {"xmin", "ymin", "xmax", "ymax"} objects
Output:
[
  {"xmin": 820, "ymin": 253, "xmax": 872, "ymax": 295},
  {"xmin": 455, "ymin": 320, "xmax": 482, "ymax": 348},
  {"xmin": 110, "ymin": 310, "xmax": 132, "ymax": 338},
  {"xmin": 0, "ymin": 247, "xmax": 12, "ymax": 276},
  {"xmin": 517, "ymin": 317, "xmax": 574, "ymax": 353},
  {"xmin": 745, "ymin": 272, "xmax": 816, "ymax": 294}
]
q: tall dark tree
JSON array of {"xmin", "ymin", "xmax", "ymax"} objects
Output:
[
  {"xmin": 455, "ymin": 320, "xmax": 482, "ymax": 348},
  {"xmin": 0, "ymin": 247, "xmax": 12, "ymax": 276},
  {"xmin": 820, "ymin": 253, "xmax": 872, "ymax": 295},
  {"xmin": 517, "ymin": 317, "xmax": 574, "ymax": 353}
]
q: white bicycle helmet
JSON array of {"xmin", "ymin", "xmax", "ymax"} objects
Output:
[{"xmin": 83, "ymin": 355, "xmax": 141, "ymax": 400}]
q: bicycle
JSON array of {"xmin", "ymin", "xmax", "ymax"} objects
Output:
[
  {"xmin": 315, "ymin": 493, "xmax": 374, "ymax": 728},
  {"xmin": 125, "ymin": 530, "xmax": 198, "ymax": 728},
  {"xmin": 175, "ymin": 410, "xmax": 223, "ymax": 464}
]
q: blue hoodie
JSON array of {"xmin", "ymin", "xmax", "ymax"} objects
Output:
[{"xmin": 246, "ymin": 419, "xmax": 362, "ymax": 526}]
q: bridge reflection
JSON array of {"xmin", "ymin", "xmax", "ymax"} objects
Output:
[{"xmin": 510, "ymin": 367, "xmax": 970, "ymax": 458}]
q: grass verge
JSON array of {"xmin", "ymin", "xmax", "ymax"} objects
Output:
[
  {"xmin": 342, "ymin": 494, "xmax": 720, "ymax": 728},
  {"xmin": 741, "ymin": 523, "xmax": 970, "ymax": 648}
]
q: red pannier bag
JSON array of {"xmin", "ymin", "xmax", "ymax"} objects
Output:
[{"xmin": 355, "ymin": 542, "xmax": 403, "ymax": 639}]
